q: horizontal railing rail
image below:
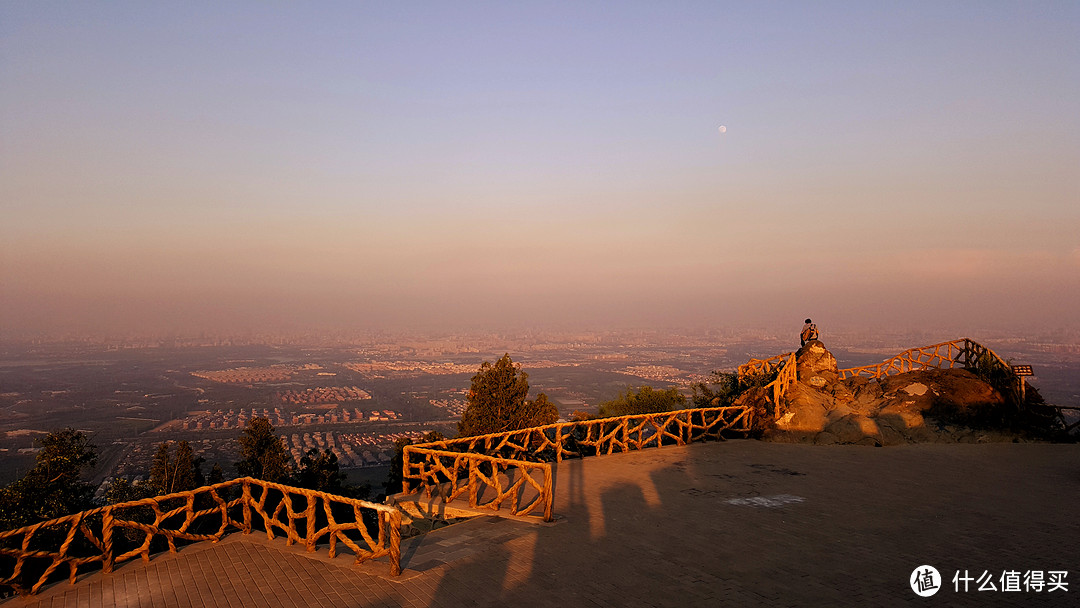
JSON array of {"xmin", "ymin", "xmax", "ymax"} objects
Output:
[
  {"xmin": 837, "ymin": 338, "xmax": 977, "ymax": 379},
  {"xmin": 0, "ymin": 477, "xmax": 400, "ymax": 597},
  {"xmin": 738, "ymin": 353, "xmax": 792, "ymax": 379},
  {"xmin": 403, "ymin": 405, "xmax": 755, "ymax": 521},
  {"xmin": 835, "ymin": 338, "xmax": 1029, "ymax": 406},
  {"xmin": 402, "ymin": 449, "xmax": 554, "ymax": 521},
  {"xmin": 762, "ymin": 352, "xmax": 798, "ymax": 420},
  {"xmin": 745, "ymin": 338, "xmax": 1027, "ymax": 422}
]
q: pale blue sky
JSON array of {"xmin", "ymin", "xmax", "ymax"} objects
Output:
[{"xmin": 2, "ymin": 2, "xmax": 1078, "ymax": 335}]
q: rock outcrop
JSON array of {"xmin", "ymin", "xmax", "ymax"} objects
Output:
[
  {"xmin": 794, "ymin": 339, "xmax": 838, "ymax": 388},
  {"xmin": 762, "ymin": 341, "xmax": 1021, "ymax": 445}
]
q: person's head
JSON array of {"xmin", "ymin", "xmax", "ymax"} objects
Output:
[{"xmin": 805, "ymin": 318, "xmax": 812, "ymax": 324}]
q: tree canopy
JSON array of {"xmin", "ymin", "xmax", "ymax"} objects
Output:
[
  {"xmin": 235, "ymin": 417, "xmax": 291, "ymax": 482},
  {"xmin": 0, "ymin": 428, "xmax": 97, "ymax": 530},
  {"xmin": 457, "ymin": 354, "xmax": 559, "ymax": 437},
  {"xmin": 690, "ymin": 370, "xmax": 772, "ymax": 409},
  {"xmin": 294, "ymin": 448, "xmax": 346, "ymax": 493},
  {"xmin": 149, "ymin": 440, "xmax": 199, "ymax": 494},
  {"xmin": 598, "ymin": 385, "xmax": 685, "ymax": 418}
]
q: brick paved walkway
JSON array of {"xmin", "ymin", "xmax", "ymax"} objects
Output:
[{"xmin": 6, "ymin": 441, "xmax": 1078, "ymax": 606}]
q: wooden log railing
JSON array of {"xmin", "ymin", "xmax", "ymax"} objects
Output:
[
  {"xmin": 0, "ymin": 477, "xmax": 401, "ymax": 597},
  {"xmin": 742, "ymin": 338, "xmax": 1026, "ymax": 419},
  {"xmin": 401, "ymin": 449, "xmax": 554, "ymax": 521},
  {"xmin": 737, "ymin": 352, "xmax": 792, "ymax": 379},
  {"xmin": 836, "ymin": 338, "xmax": 1028, "ymax": 407},
  {"xmin": 835, "ymin": 338, "xmax": 995, "ymax": 380},
  {"xmin": 403, "ymin": 405, "xmax": 755, "ymax": 521},
  {"xmin": 762, "ymin": 352, "xmax": 798, "ymax": 420}
]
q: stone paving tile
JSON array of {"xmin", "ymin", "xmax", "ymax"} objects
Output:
[{"xmin": 5, "ymin": 441, "xmax": 1079, "ymax": 607}]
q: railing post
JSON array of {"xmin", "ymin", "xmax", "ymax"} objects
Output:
[
  {"xmin": 389, "ymin": 510, "xmax": 402, "ymax": 576},
  {"xmin": 101, "ymin": 506, "xmax": 114, "ymax": 574},
  {"xmin": 305, "ymin": 493, "xmax": 317, "ymax": 553},
  {"xmin": 555, "ymin": 426, "xmax": 563, "ymax": 462},
  {"xmin": 402, "ymin": 448, "xmax": 412, "ymax": 495},
  {"xmin": 242, "ymin": 480, "xmax": 252, "ymax": 534},
  {"xmin": 468, "ymin": 457, "xmax": 478, "ymax": 508},
  {"xmin": 542, "ymin": 465, "xmax": 554, "ymax": 522}
]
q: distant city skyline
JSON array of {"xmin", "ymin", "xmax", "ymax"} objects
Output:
[{"xmin": 2, "ymin": 2, "xmax": 1077, "ymax": 336}]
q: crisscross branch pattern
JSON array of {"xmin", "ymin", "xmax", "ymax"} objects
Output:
[
  {"xmin": 836, "ymin": 338, "xmax": 991, "ymax": 380},
  {"xmin": 738, "ymin": 353, "xmax": 793, "ymax": 378},
  {"xmin": 760, "ymin": 352, "xmax": 798, "ymax": 420},
  {"xmin": 403, "ymin": 405, "xmax": 754, "ymax": 521},
  {"xmin": 744, "ymin": 338, "xmax": 1024, "ymax": 420},
  {"xmin": 0, "ymin": 478, "xmax": 401, "ymax": 597}
]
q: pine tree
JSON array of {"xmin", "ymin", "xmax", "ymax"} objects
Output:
[
  {"xmin": 149, "ymin": 443, "xmax": 170, "ymax": 493},
  {"xmin": 0, "ymin": 428, "xmax": 97, "ymax": 529},
  {"xmin": 207, "ymin": 463, "xmax": 225, "ymax": 485},
  {"xmin": 173, "ymin": 440, "xmax": 196, "ymax": 491},
  {"xmin": 149, "ymin": 440, "xmax": 197, "ymax": 494},
  {"xmin": 294, "ymin": 448, "xmax": 346, "ymax": 493},
  {"xmin": 236, "ymin": 417, "xmax": 291, "ymax": 482},
  {"xmin": 458, "ymin": 354, "xmax": 558, "ymax": 437}
]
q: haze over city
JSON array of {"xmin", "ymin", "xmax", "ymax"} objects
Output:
[{"xmin": 2, "ymin": 2, "xmax": 1078, "ymax": 338}]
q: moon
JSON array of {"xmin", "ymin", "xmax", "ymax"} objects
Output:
[{"xmin": 718, "ymin": 125, "xmax": 727, "ymax": 134}]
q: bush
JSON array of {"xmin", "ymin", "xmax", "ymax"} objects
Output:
[
  {"xmin": 691, "ymin": 370, "xmax": 778, "ymax": 409},
  {"xmin": 598, "ymin": 386, "xmax": 685, "ymax": 418}
]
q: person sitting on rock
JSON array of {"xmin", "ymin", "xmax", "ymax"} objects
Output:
[{"xmin": 800, "ymin": 318, "xmax": 819, "ymax": 346}]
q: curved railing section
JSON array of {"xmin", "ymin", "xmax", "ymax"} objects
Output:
[
  {"xmin": 738, "ymin": 352, "xmax": 793, "ymax": 378},
  {"xmin": 0, "ymin": 478, "xmax": 401, "ymax": 597},
  {"xmin": 737, "ymin": 338, "xmax": 1027, "ymax": 421},
  {"xmin": 835, "ymin": 338, "xmax": 1009, "ymax": 380},
  {"xmin": 402, "ymin": 405, "xmax": 755, "ymax": 521},
  {"xmin": 740, "ymin": 338, "xmax": 1025, "ymax": 422},
  {"xmin": 837, "ymin": 337, "xmax": 1029, "ymax": 407},
  {"xmin": 401, "ymin": 449, "xmax": 554, "ymax": 521},
  {"xmin": 761, "ymin": 352, "xmax": 798, "ymax": 420}
]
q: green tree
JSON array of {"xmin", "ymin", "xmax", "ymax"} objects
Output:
[
  {"xmin": 457, "ymin": 354, "xmax": 559, "ymax": 437},
  {"xmin": 598, "ymin": 385, "xmax": 685, "ymax": 418},
  {"xmin": 149, "ymin": 440, "xmax": 198, "ymax": 494},
  {"xmin": 193, "ymin": 455, "xmax": 207, "ymax": 487},
  {"xmin": 0, "ymin": 428, "xmax": 97, "ymax": 530},
  {"xmin": 207, "ymin": 463, "xmax": 225, "ymax": 485},
  {"xmin": 293, "ymin": 448, "xmax": 346, "ymax": 493},
  {"xmin": 103, "ymin": 478, "xmax": 155, "ymax": 505},
  {"xmin": 691, "ymin": 370, "xmax": 774, "ymax": 409},
  {"xmin": 235, "ymin": 417, "xmax": 291, "ymax": 482}
]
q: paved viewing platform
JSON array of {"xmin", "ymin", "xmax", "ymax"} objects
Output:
[{"xmin": 6, "ymin": 440, "xmax": 1078, "ymax": 607}]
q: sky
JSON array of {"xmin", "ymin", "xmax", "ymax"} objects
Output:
[{"xmin": 2, "ymin": 1, "xmax": 1078, "ymax": 337}]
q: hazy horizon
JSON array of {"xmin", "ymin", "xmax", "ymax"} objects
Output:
[{"xmin": 3, "ymin": 2, "xmax": 1078, "ymax": 338}]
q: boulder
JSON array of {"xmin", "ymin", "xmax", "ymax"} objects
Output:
[
  {"xmin": 824, "ymin": 414, "xmax": 881, "ymax": 444},
  {"xmin": 873, "ymin": 417, "xmax": 909, "ymax": 446},
  {"xmin": 777, "ymin": 382, "xmax": 831, "ymax": 432},
  {"xmin": 831, "ymin": 382, "xmax": 856, "ymax": 406},
  {"xmin": 740, "ymin": 351, "xmax": 1019, "ymax": 443},
  {"xmin": 877, "ymin": 403, "xmax": 925, "ymax": 429},
  {"xmin": 813, "ymin": 431, "xmax": 839, "ymax": 445},
  {"xmin": 795, "ymin": 340, "xmax": 839, "ymax": 387}
]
